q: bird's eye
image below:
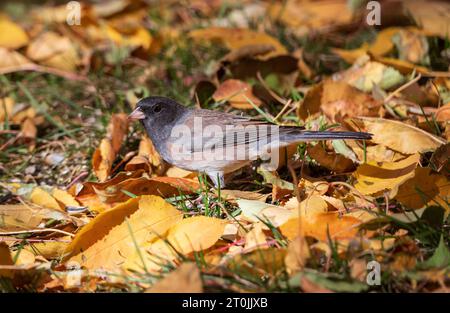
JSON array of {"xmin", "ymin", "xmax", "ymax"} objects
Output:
[{"xmin": 153, "ymin": 103, "xmax": 163, "ymax": 113}]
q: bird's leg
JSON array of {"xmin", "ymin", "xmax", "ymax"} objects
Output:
[{"xmin": 207, "ymin": 171, "xmax": 225, "ymax": 189}]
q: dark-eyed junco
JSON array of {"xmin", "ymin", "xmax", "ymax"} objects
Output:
[{"xmin": 128, "ymin": 96, "xmax": 371, "ymax": 187}]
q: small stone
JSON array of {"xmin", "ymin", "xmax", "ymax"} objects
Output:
[
  {"xmin": 25, "ymin": 165, "xmax": 36, "ymax": 175},
  {"xmin": 45, "ymin": 153, "xmax": 65, "ymax": 166}
]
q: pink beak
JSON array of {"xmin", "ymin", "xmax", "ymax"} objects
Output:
[{"xmin": 128, "ymin": 107, "xmax": 145, "ymax": 120}]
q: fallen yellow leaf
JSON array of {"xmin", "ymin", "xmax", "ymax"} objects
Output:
[
  {"xmin": 353, "ymin": 153, "xmax": 420, "ymax": 196},
  {"xmin": 25, "ymin": 239, "xmax": 70, "ymax": 260},
  {"xmin": 127, "ymin": 215, "xmax": 225, "ymax": 273},
  {"xmin": 52, "ymin": 189, "xmax": 80, "ymax": 208},
  {"xmin": 13, "ymin": 249, "xmax": 35, "ymax": 266},
  {"xmin": 244, "ymin": 223, "xmax": 267, "ymax": 252},
  {"xmin": 280, "ymin": 212, "xmax": 363, "ymax": 241},
  {"xmin": 165, "ymin": 216, "xmax": 225, "ymax": 255},
  {"xmin": 349, "ymin": 117, "xmax": 445, "ymax": 154},
  {"xmin": 30, "ymin": 187, "xmax": 63, "ymax": 211},
  {"xmin": 285, "ymin": 236, "xmax": 310, "ymax": 274},
  {"xmin": 0, "ymin": 15, "xmax": 29, "ymax": 49},
  {"xmin": 65, "ymin": 197, "xmax": 141, "ymax": 258},
  {"xmin": 70, "ymin": 196, "xmax": 182, "ymax": 272}
]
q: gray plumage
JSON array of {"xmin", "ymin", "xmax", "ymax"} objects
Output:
[{"xmin": 129, "ymin": 96, "xmax": 372, "ymax": 187}]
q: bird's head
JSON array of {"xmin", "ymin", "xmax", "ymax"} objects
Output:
[{"xmin": 128, "ymin": 96, "xmax": 186, "ymax": 121}]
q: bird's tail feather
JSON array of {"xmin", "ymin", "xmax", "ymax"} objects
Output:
[{"xmin": 280, "ymin": 131, "xmax": 372, "ymax": 142}]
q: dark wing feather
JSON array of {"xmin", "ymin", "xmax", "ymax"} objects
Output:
[{"xmin": 184, "ymin": 109, "xmax": 371, "ymax": 153}]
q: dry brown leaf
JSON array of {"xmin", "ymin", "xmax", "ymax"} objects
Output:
[
  {"xmin": 91, "ymin": 0, "xmax": 132, "ymax": 18},
  {"xmin": 297, "ymin": 179, "xmax": 329, "ymax": 197},
  {"xmin": 11, "ymin": 106, "xmax": 38, "ymax": 125},
  {"xmin": 0, "ymin": 203, "xmax": 69, "ymax": 232},
  {"xmin": 165, "ymin": 166, "xmax": 196, "ymax": 178},
  {"xmin": 0, "ymin": 47, "xmax": 33, "ymax": 69},
  {"xmin": 336, "ymin": 58, "xmax": 404, "ymax": 92},
  {"xmin": 307, "ymin": 143, "xmax": 355, "ymax": 173},
  {"xmin": 189, "ymin": 27, "xmax": 286, "ymax": 59},
  {"xmin": 0, "ymin": 97, "xmax": 14, "ymax": 121},
  {"xmin": 31, "ymin": 3, "xmax": 83, "ymax": 23},
  {"xmin": 92, "ymin": 138, "xmax": 115, "ymax": 182},
  {"xmin": 26, "ymin": 32, "xmax": 80, "ymax": 72},
  {"xmin": 227, "ymin": 248, "xmax": 286, "ymax": 277},
  {"xmin": 349, "ymin": 117, "xmax": 445, "ymax": 154},
  {"xmin": 332, "ymin": 27, "xmax": 425, "ymax": 64},
  {"xmin": 284, "ymin": 195, "xmax": 329, "ymax": 217},
  {"xmin": 293, "ymin": 48, "xmax": 313, "ymax": 79},
  {"xmin": 373, "ymin": 56, "xmax": 441, "ymax": 76},
  {"xmin": 146, "ymin": 262, "xmax": 203, "ymax": 293},
  {"xmin": 298, "ymin": 81, "xmax": 382, "ymax": 122},
  {"xmin": 348, "ymin": 142, "xmax": 407, "ymax": 163},
  {"xmin": 237, "ymin": 199, "xmax": 293, "ymax": 226},
  {"xmin": 268, "ymin": 0, "xmax": 352, "ymax": 35},
  {"xmin": 271, "ymin": 184, "xmax": 293, "ymax": 204},
  {"xmin": 395, "ymin": 167, "xmax": 449, "ymax": 212},
  {"xmin": 76, "ymin": 176, "xmax": 199, "ymax": 212},
  {"xmin": 284, "ymin": 236, "xmax": 310, "ymax": 274},
  {"xmin": 20, "ymin": 117, "xmax": 37, "ymax": 139},
  {"xmin": 219, "ymin": 189, "xmax": 269, "ymax": 202},
  {"xmin": 404, "ymin": 0, "xmax": 450, "ymax": 39},
  {"xmin": 0, "ymin": 242, "xmax": 14, "ymax": 278},
  {"xmin": 20, "ymin": 117, "xmax": 37, "ymax": 150},
  {"xmin": 244, "ymin": 223, "xmax": 267, "ymax": 252},
  {"xmin": 213, "ymin": 79, "xmax": 262, "ymax": 109},
  {"xmin": 13, "ymin": 249, "xmax": 36, "ymax": 266},
  {"xmin": 281, "ymin": 195, "xmax": 350, "ymax": 241},
  {"xmin": 320, "ymin": 195, "xmax": 346, "ymax": 213},
  {"xmin": 435, "ymin": 103, "xmax": 450, "ymax": 123},
  {"xmin": 280, "ymin": 211, "xmax": 363, "ymax": 241},
  {"xmin": 108, "ymin": 113, "xmax": 129, "ymax": 154},
  {"xmin": 353, "ymin": 153, "xmax": 420, "ymax": 196},
  {"xmin": 106, "ymin": 6, "xmax": 147, "ymax": 31},
  {"xmin": 430, "ymin": 143, "xmax": 450, "ymax": 173},
  {"xmin": 393, "ymin": 29, "xmax": 429, "ymax": 65},
  {"xmin": 349, "ymin": 259, "xmax": 367, "ymax": 282},
  {"xmin": 92, "ymin": 113, "xmax": 129, "ymax": 181},
  {"xmin": 125, "ymin": 135, "xmax": 163, "ymax": 173}
]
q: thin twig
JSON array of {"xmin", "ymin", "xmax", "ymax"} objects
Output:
[
  {"xmin": 256, "ymin": 71, "xmax": 288, "ymax": 105},
  {"xmin": 65, "ymin": 171, "xmax": 89, "ymax": 189},
  {"xmin": 0, "ymin": 63, "xmax": 88, "ymax": 82},
  {"xmin": 274, "ymin": 99, "xmax": 293, "ymax": 122},
  {"xmin": 384, "ymin": 74, "xmax": 422, "ymax": 104},
  {"xmin": 0, "ymin": 228, "xmax": 75, "ymax": 237}
]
